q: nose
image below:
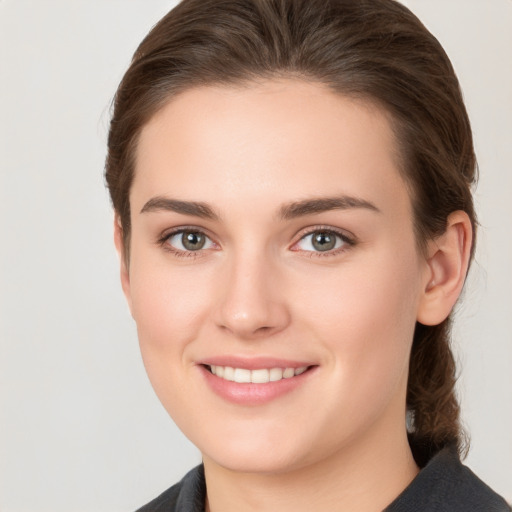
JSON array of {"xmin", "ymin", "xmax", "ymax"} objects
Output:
[{"xmin": 213, "ymin": 249, "xmax": 291, "ymax": 340}]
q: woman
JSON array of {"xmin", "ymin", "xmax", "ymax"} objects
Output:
[{"xmin": 105, "ymin": 0, "xmax": 510, "ymax": 510}]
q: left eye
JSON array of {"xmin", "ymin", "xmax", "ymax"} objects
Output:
[
  {"xmin": 166, "ymin": 230, "xmax": 215, "ymax": 252},
  {"xmin": 295, "ymin": 230, "xmax": 346, "ymax": 252}
]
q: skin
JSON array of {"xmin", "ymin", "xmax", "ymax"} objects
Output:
[{"xmin": 115, "ymin": 79, "xmax": 472, "ymax": 511}]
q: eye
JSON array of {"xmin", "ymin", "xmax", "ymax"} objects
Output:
[
  {"xmin": 165, "ymin": 230, "xmax": 215, "ymax": 252},
  {"xmin": 295, "ymin": 229, "xmax": 348, "ymax": 253}
]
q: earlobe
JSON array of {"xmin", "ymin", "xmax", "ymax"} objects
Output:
[
  {"xmin": 113, "ymin": 216, "xmax": 133, "ymax": 315},
  {"xmin": 416, "ymin": 211, "xmax": 473, "ymax": 326}
]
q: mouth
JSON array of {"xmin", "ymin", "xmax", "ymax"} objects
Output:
[
  {"xmin": 198, "ymin": 358, "xmax": 317, "ymax": 404},
  {"xmin": 205, "ymin": 364, "xmax": 310, "ymax": 384}
]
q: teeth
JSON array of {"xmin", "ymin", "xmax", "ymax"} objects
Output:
[
  {"xmin": 269, "ymin": 368, "xmax": 283, "ymax": 381},
  {"xmin": 251, "ymin": 369, "xmax": 269, "ymax": 383},
  {"xmin": 223, "ymin": 366, "xmax": 235, "ymax": 381},
  {"xmin": 234, "ymin": 368, "xmax": 251, "ymax": 383},
  {"xmin": 209, "ymin": 365, "xmax": 308, "ymax": 383},
  {"xmin": 283, "ymin": 368, "xmax": 294, "ymax": 379}
]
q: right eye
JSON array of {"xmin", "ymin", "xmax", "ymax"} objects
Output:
[{"xmin": 164, "ymin": 230, "xmax": 215, "ymax": 253}]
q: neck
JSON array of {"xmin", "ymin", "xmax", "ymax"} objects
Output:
[{"xmin": 203, "ymin": 420, "xmax": 419, "ymax": 512}]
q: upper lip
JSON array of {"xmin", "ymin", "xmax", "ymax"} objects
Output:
[{"xmin": 197, "ymin": 356, "xmax": 315, "ymax": 370}]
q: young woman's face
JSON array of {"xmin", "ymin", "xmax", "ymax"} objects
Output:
[{"xmin": 122, "ymin": 80, "xmax": 431, "ymax": 473}]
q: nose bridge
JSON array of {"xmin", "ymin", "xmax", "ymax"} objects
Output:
[{"xmin": 215, "ymin": 243, "xmax": 289, "ymax": 339}]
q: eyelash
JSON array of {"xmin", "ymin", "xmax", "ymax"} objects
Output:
[
  {"xmin": 157, "ymin": 226, "xmax": 356, "ymax": 259},
  {"xmin": 289, "ymin": 226, "xmax": 356, "ymax": 259},
  {"xmin": 157, "ymin": 226, "xmax": 215, "ymax": 259}
]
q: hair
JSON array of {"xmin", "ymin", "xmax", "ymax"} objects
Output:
[{"xmin": 105, "ymin": 0, "xmax": 477, "ymax": 467}]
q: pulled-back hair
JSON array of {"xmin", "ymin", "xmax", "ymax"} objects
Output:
[{"xmin": 105, "ymin": 0, "xmax": 476, "ymax": 466}]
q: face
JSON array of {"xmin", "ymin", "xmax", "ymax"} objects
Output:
[{"xmin": 121, "ymin": 80, "xmax": 431, "ymax": 474}]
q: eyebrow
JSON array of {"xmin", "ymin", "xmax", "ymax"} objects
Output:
[
  {"xmin": 278, "ymin": 196, "xmax": 380, "ymax": 219},
  {"xmin": 140, "ymin": 194, "xmax": 380, "ymax": 221},
  {"xmin": 140, "ymin": 196, "xmax": 220, "ymax": 220}
]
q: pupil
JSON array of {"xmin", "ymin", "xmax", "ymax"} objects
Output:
[
  {"xmin": 312, "ymin": 231, "xmax": 335, "ymax": 251},
  {"xmin": 182, "ymin": 232, "xmax": 205, "ymax": 250}
]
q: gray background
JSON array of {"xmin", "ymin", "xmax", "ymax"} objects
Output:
[{"xmin": 1, "ymin": 1, "xmax": 510, "ymax": 510}]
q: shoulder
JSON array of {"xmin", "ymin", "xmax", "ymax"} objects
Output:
[
  {"xmin": 135, "ymin": 465, "xmax": 206, "ymax": 512},
  {"xmin": 386, "ymin": 446, "xmax": 511, "ymax": 512}
]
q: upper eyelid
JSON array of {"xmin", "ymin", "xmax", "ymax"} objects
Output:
[
  {"xmin": 159, "ymin": 225, "xmax": 215, "ymax": 241},
  {"xmin": 292, "ymin": 225, "xmax": 356, "ymax": 243}
]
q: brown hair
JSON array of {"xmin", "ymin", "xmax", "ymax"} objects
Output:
[{"xmin": 105, "ymin": 0, "xmax": 476, "ymax": 466}]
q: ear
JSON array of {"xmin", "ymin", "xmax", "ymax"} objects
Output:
[
  {"xmin": 113, "ymin": 215, "xmax": 133, "ymax": 315},
  {"xmin": 417, "ymin": 211, "xmax": 473, "ymax": 326}
]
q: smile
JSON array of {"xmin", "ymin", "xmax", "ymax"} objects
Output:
[
  {"xmin": 200, "ymin": 358, "xmax": 316, "ymax": 405},
  {"xmin": 208, "ymin": 365, "xmax": 308, "ymax": 383}
]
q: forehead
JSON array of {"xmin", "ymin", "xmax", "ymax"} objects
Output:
[{"xmin": 132, "ymin": 79, "xmax": 410, "ymax": 219}]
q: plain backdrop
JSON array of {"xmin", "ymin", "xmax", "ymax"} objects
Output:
[{"xmin": 1, "ymin": 1, "xmax": 511, "ymax": 510}]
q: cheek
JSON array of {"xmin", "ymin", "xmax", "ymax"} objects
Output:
[
  {"xmin": 296, "ymin": 248, "xmax": 420, "ymax": 334},
  {"xmin": 293, "ymin": 249, "xmax": 422, "ymax": 407},
  {"xmin": 127, "ymin": 255, "xmax": 217, "ymax": 421},
  {"xmin": 128, "ymin": 251, "xmax": 215, "ymax": 357}
]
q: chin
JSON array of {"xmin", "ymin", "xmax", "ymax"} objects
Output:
[
  {"xmin": 204, "ymin": 445, "xmax": 307, "ymax": 475},
  {"xmin": 194, "ymin": 420, "xmax": 327, "ymax": 475}
]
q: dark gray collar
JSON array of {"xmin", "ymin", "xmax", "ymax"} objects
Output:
[{"xmin": 137, "ymin": 447, "xmax": 510, "ymax": 511}]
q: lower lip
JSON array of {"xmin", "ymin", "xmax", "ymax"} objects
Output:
[{"xmin": 200, "ymin": 365, "xmax": 315, "ymax": 405}]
